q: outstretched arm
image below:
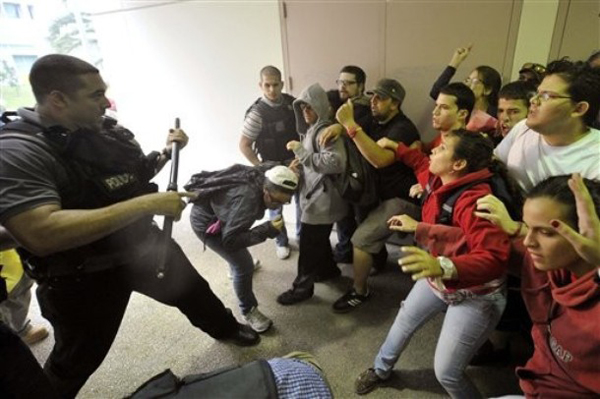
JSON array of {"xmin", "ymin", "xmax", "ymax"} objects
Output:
[{"xmin": 4, "ymin": 192, "xmax": 193, "ymax": 257}]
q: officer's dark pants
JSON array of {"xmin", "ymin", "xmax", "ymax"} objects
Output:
[
  {"xmin": 37, "ymin": 234, "xmax": 239, "ymax": 399},
  {"xmin": 0, "ymin": 322, "xmax": 58, "ymax": 399}
]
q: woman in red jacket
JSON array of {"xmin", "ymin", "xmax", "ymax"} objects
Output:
[
  {"xmin": 388, "ymin": 173, "xmax": 600, "ymax": 398},
  {"xmin": 355, "ymin": 130, "xmax": 514, "ymax": 398},
  {"xmin": 514, "ymin": 174, "xmax": 600, "ymax": 398}
]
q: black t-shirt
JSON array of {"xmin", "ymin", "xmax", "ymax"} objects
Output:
[{"xmin": 365, "ymin": 111, "xmax": 420, "ymax": 201}]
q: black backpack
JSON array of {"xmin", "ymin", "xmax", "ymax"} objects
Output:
[
  {"xmin": 313, "ymin": 133, "xmax": 378, "ymax": 208},
  {"xmin": 184, "ymin": 163, "xmax": 270, "ymax": 202},
  {"xmin": 423, "ymin": 173, "xmax": 523, "ymax": 226}
]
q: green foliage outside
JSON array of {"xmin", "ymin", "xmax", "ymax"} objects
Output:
[{"xmin": 1, "ymin": 85, "xmax": 35, "ymax": 110}]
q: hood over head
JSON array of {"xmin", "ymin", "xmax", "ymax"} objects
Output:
[{"xmin": 293, "ymin": 83, "xmax": 331, "ymax": 134}]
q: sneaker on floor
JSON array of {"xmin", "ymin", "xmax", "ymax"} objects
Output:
[
  {"xmin": 276, "ymin": 288, "xmax": 313, "ymax": 305},
  {"xmin": 21, "ymin": 325, "xmax": 49, "ymax": 346},
  {"xmin": 276, "ymin": 245, "xmax": 291, "ymax": 260},
  {"xmin": 228, "ymin": 259, "xmax": 261, "ymax": 280},
  {"xmin": 355, "ymin": 368, "xmax": 388, "ymax": 395},
  {"xmin": 244, "ymin": 307, "xmax": 272, "ymax": 333},
  {"xmin": 332, "ymin": 288, "xmax": 370, "ymax": 313}
]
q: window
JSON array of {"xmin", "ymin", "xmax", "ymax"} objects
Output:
[
  {"xmin": 12, "ymin": 55, "xmax": 37, "ymax": 75},
  {"xmin": 3, "ymin": 2, "xmax": 22, "ymax": 19}
]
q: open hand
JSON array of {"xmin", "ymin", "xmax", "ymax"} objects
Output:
[
  {"xmin": 551, "ymin": 173, "xmax": 600, "ymax": 266},
  {"xmin": 475, "ymin": 194, "xmax": 521, "ymax": 235},
  {"xmin": 398, "ymin": 246, "xmax": 443, "ymax": 280}
]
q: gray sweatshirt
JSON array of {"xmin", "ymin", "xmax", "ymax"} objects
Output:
[{"xmin": 292, "ymin": 83, "xmax": 348, "ymax": 224}]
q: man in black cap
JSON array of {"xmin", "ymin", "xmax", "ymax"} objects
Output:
[{"xmin": 331, "ymin": 78, "xmax": 421, "ymax": 313}]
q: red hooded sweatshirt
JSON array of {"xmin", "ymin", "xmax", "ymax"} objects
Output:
[
  {"xmin": 410, "ymin": 224, "xmax": 600, "ymax": 396},
  {"xmin": 517, "ymin": 247, "xmax": 600, "ymax": 398},
  {"xmin": 395, "ymin": 143, "xmax": 510, "ymax": 290}
]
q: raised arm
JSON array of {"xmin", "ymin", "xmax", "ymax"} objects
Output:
[
  {"xmin": 336, "ymin": 100, "xmax": 396, "ymax": 168},
  {"xmin": 429, "ymin": 44, "xmax": 472, "ymax": 100}
]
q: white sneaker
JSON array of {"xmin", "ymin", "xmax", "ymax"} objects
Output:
[
  {"xmin": 244, "ymin": 307, "xmax": 272, "ymax": 333},
  {"xmin": 276, "ymin": 245, "xmax": 291, "ymax": 260},
  {"xmin": 228, "ymin": 259, "xmax": 261, "ymax": 280}
]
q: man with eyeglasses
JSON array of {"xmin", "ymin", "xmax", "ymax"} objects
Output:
[
  {"xmin": 239, "ymin": 66, "xmax": 299, "ymax": 261},
  {"xmin": 326, "ymin": 66, "xmax": 375, "ymax": 268},
  {"xmin": 476, "ymin": 59, "xmax": 600, "ymax": 231},
  {"xmin": 189, "ymin": 165, "xmax": 298, "ymax": 332}
]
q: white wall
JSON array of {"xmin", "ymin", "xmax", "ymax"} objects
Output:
[
  {"xmin": 510, "ymin": 0, "xmax": 559, "ymax": 81},
  {"xmin": 91, "ymin": 0, "xmax": 284, "ymax": 190}
]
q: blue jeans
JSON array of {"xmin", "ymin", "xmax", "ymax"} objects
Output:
[
  {"xmin": 373, "ymin": 279, "xmax": 506, "ymax": 398},
  {"xmin": 269, "ymin": 191, "xmax": 301, "ymax": 246},
  {"xmin": 204, "ymin": 235, "xmax": 258, "ymax": 315}
]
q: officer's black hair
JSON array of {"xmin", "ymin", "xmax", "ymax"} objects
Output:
[{"xmin": 29, "ymin": 54, "xmax": 99, "ymax": 103}]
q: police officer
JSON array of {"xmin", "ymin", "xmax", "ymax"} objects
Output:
[
  {"xmin": 0, "ymin": 54, "xmax": 259, "ymax": 398},
  {"xmin": 239, "ymin": 66, "xmax": 300, "ymax": 260}
]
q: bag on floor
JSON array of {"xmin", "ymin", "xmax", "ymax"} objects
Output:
[{"xmin": 126, "ymin": 360, "xmax": 277, "ymax": 398}]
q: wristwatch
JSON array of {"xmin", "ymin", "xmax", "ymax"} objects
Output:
[{"xmin": 437, "ymin": 256, "xmax": 455, "ymax": 280}]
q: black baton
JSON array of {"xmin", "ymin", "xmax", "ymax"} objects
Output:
[{"xmin": 156, "ymin": 117, "xmax": 181, "ymax": 279}]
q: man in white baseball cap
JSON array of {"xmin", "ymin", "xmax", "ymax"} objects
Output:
[{"xmin": 187, "ymin": 164, "xmax": 298, "ymax": 334}]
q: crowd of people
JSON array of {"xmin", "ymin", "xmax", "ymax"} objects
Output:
[{"xmin": 0, "ymin": 46, "xmax": 599, "ymax": 398}]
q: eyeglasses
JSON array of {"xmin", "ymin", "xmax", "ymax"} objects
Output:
[
  {"xmin": 336, "ymin": 79, "xmax": 357, "ymax": 87},
  {"xmin": 300, "ymin": 103, "xmax": 312, "ymax": 111},
  {"xmin": 521, "ymin": 63, "xmax": 546, "ymax": 74},
  {"xmin": 464, "ymin": 77, "xmax": 483, "ymax": 86},
  {"xmin": 531, "ymin": 91, "xmax": 571, "ymax": 103}
]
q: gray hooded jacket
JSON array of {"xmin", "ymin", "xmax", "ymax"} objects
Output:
[{"xmin": 292, "ymin": 83, "xmax": 348, "ymax": 224}]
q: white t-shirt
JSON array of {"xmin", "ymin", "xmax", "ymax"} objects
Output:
[{"xmin": 495, "ymin": 119, "xmax": 600, "ymax": 192}]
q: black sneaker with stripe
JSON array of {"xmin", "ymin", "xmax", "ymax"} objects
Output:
[{"xmin": 332, "ymin": 288, "xmax": 370, "ymax": 313}]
